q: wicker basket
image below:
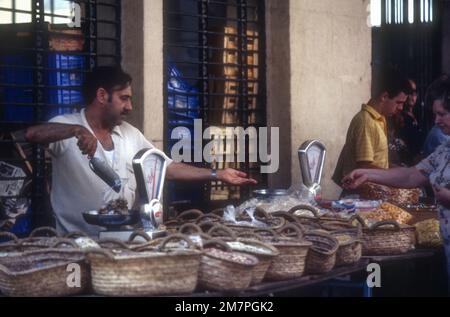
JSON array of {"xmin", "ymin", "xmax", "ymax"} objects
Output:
[
  {"xmin": 228, "ymin": 238, "xmax": 279, "ymax": 285},
  {"xmin": 19, "ymin": 227, "xmax": 61, "ymax": 250},
  {"xmin": 320, "ymin": 216, "xmax": 363, "ymax": 238},
  {"xmin": 330, "ymin": 232, "xmax": 362, "ymax": 266},
  {"xmin": 287, "ymin": 205, "xmax": 322, "ymax": 230},
  {"xmin": 198, "ymin": 239, "xmax": 259, "ymax": 291},
  {"xmin": 195, "ymin": 213, "xmax": 223, "ymax": 226},
  {"xmin": 177, "ymin": 209, "xmax": 205, "ymax": 221},
  {"xmin": 320, "ymin": 217, "xmax": 363, "ymax": 266},
  {"xmin": 302, "ymin": 230, "xmax": 339, "ymax": 274},
  {"xmin": 271, "ymin": 211, "xmax": 306, "ymax": 230},
  {"xmin": 0, "ymin": 232, "xmax": 20, "ymax": 253},
  {"xmin": 88, "ymin": 234, "xmax": 201, "ymax": 296},
  {"xmin": 207, "ymin": 224, "xmax": 238, "ymax": 241},
  {"xmin": 164, "ymin": 209, "xmax": 205, "ymax": 233},
  {"xmin": 254, "ymin": 226, "xmax": 312, "ymax": 281},
  {"xmin": 0, "ymin": 247, "xmax": 88, "ymax": 297},
  {"xmin": 362, "ymin": 221, "xmax": 416, "ymax": 255}
]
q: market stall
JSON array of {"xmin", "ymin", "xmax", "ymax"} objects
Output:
[{"xmin": 0, "ymin": 142, "xmax": 443, "ymax": 297}]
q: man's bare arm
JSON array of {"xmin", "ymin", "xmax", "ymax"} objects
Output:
[
  {"xmin": 25, "ymin": 123, "xmax": 81, "ymax": 144},
  {"xmin": 25, "ymin": 123, "xmax": 97, "ymax": 157},
  {"xmin": 166, "ymin": 162, "xmax": 258, "ymax": 186}
]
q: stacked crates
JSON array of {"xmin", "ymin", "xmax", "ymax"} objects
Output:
[
  {"xmin": 0, "ymin": 23, "xmax": 85, "ymax": 123},
  {"xmin": 0, "ymin": 53, "xmax": 85, "ymax": 122},
  {"xmin": 167, "ymin": 64, "xmax": 203, "ymax": 207}
]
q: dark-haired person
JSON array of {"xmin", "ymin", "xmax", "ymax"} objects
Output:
[
  {"xmin": 342, "ymin": 77, "xmax": 450, "ymax": 287},
  {"xmin": 23, "ymin": 66, "xmax": 257, "ymax": 236},
  {"xmin": 332, "ymin": 67, "xmax": 411, "ymax": 189},
  {"xmin": 388, "ymin": 79, "xmax": 424, "ymax": 166}
]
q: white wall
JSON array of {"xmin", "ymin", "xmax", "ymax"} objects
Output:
[{"xmin": 289, "ymin": 0, "xmax": 372, "ymax": 199}]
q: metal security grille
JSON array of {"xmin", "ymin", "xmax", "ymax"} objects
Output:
[
  {"xmin": 372, "ymin": 0, "xmax": 442, "ymax": 134},
  {"xmin": 0, "ymin": 0, "xmax": 121, "ymax": 234},
  {"xmin": 163, "ymin": 0, "xmax": 267, "ymax": 210}
]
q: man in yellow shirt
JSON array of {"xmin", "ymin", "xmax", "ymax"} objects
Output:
[{"xmin": 332, "ymin": 67, "xmax": 411, "ymax": 188}]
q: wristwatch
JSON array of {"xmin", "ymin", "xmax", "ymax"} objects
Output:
[{"xmin": 211, "ymin": 168, "xmax": 218, "ymax": 180}]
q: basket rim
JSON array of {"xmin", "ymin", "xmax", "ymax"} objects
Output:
[
  {"xmin": 88, "ymin": 248, "xmax": 202, "ymax": 261},
  {"xmin": 228, "ymin": 239, "xmax": 280, "ymax": 257},
  {"xmin": 0, "ymin": 249, "xmax": 85, "ymax": 277},
  {"xmin": 303, "ymin": 231, "xmax": 339, "ymax": 255}
]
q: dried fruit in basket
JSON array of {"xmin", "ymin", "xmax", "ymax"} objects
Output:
[
  {"xmin": 358, "ymin": 182, "xmax": 421, "ymax": 206},
  {"xmin": 379, "ymin": 202, "xmax": 413, "ymax": 223},
  {"xmin": 204, "ymin": 248, "xmax": 258, "ymax": 265},
  {"xmin": 358, "ymin": 202, "xmax": 412, "ymax": 225},
  {"xmin": 415, "ymin": 219, "xmax": 442, "ymax": 248}
]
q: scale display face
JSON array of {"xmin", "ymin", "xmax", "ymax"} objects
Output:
[
  {"xmin": 307, "ymin": 144, "xmax": 323, "ymax": 183},
  {"xmin": 298, "ymin": 140, "xmax": 326, "ymax": 188},
  {"xmin": 142, "ymin": 153, "xmax": 165, "ymax": 201}
]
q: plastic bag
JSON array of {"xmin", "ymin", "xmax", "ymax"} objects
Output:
[{"xmin": 236, "ymin": 184, "xmax": 317, "ymax": 215}]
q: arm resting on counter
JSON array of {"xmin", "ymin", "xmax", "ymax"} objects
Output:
[{"xmin": 343, "ymin": 167, "xmax": 429, "ymax": 190}]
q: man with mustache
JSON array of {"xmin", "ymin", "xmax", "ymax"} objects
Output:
[{"xmin": 23, "ymin": 66, "xmax": 257, "ymax": 236}]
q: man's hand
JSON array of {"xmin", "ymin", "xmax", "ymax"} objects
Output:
[
  {"xmin": 73, "ymin": 126, "xmax": 97, "ymax": 158},
  {"xmin": 433, "ymin": 185, "xmax": 450, "ymax": 208},
  {"xmin": 342, "ymin": 169, "xmax": 369, "ymax": 190},
  {"xmin": 217, "ymin": 168, "xmax": 258, "ymax": 186}
]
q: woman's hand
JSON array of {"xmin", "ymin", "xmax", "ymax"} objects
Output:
[
  {"xmin": 342, "ymin": 169, "xmax": 370, "ymax": 189},
  {"xmin": 433, "ymin": 185, "xmax": 450, "ymax": 208}
]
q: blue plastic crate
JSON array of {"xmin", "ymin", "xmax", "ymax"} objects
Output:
[
  {"xmin": 167, "ymin": 64, "xmax": 200, "ymax": 119},
  {"xmin": 9, "ymin": 207, "xmax": 32, "ymax": 239},
  {"xmin": 0, "ymin": 53, "xmax": 84, "ymax": 122},
  {"xmin": 0, "ymin": 55, "xmax": 34, "ymax": 122},
  {"xmin": 46, "ymin": 53, "xmax": 85, "ymax": 119}
]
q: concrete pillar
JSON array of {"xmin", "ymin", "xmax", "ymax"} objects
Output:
[
  {"xmin": 289, "ymin": 0, "xmax": 372, "ymax": 199},
  {"xmin": 266, "ymin": 0, "xmax": 292, "ymax": 189},
  {"xmin": 122, "ymin": 0, "xmax": 164, "ymax": 150}
]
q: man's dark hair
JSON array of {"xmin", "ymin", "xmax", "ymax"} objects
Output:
[
  {"xmin": 83, "ymin": 66, "xmax": 132, "ymax": 104},
  {"xmin": 371, "ymin": 65, "xmax": 412, "ymax": 99}
]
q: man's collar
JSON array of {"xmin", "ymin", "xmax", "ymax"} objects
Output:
[
  {"xmin": 362, "ymin": 104, "xmax": 384, "ymax": 121},
  {"xmin": 81, "ymin": 108, "xmax": 123, "ymax": 138},
  {"xmin": 112, "ymin": 125, "xmax": 123, "ymax": 138}
]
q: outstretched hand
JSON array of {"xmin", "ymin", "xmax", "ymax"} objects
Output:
[{"xmin": 217, "ymin": 168, "xmax": 258, "ymax": 186}]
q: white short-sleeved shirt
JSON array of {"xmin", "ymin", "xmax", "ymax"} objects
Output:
[{"xmin": 48, "ymin": 109, "xmax": 170, "ymax": 236}]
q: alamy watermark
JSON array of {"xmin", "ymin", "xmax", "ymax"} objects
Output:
[
  {"xmin": 170, "ymin": 120, "xmax": 280, "ymax": 174},
  {"xmin": 66, "ymin": 263, "xmax": 81, "ymax": 288},
  {"xmin": 366, "ymin": 263, "xmax": 382, "ymax": 288}
]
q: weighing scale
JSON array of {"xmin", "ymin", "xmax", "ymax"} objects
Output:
[
  {"xmin": 83, "ymin": 148, "xmax": 171, "ymax": 241},
  {"xmin": 298, "ymin": 140, "xmax": 327, "ymax": 198}
]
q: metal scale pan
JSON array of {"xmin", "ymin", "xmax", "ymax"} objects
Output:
[{"xmin": 83, "ymin": 148, "xmax": 172, "ymax": 241}]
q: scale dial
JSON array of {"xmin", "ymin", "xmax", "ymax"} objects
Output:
[
  {"xmin": 298, "ymin": 140, "xmax": 326, "ymax": 188},
  {"xmin": 142, "ymin": 154, "xmax": 165, "ymax": 201},
  {"xmin": 307, "ymin": 144, "xmax": 322, "ymax": 183}
]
